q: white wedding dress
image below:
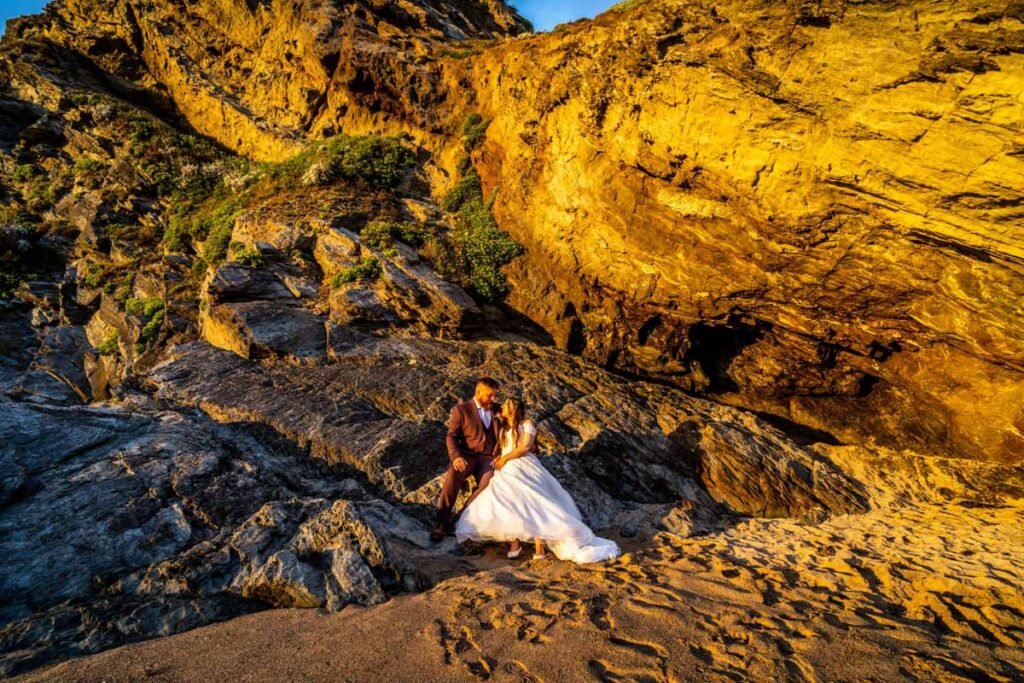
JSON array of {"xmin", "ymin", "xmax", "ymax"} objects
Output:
[{"xmin": 455, "ymin": 420, "xmax": 621, "ymax": 564}]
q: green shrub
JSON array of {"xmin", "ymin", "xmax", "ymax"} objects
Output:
[
  {"xmin": 455, "ymin": 153, "xmax": 473, "ymax": 177},
  {"xmin": 125, "ymin": 296, "xmax": 165, "ymax": 318},
  {"xmin": 0, "ymin": 205, "xmax": 38, "ymax": 226},
  {"xmin": 125, "ymin": 110, "xmax": 158, "ymax": 149},
  {"xmin": 330, "ymin": 257, "xmax": 381, "ymax": 287},
  {"xmin": 74, "ymin": 157, "xmax": 107, "ymax": 175},
  {"xmin": 441, "ymin": 170, "xmax": 482, "ymax": 213},
  {"xmin": 396, "ymin": 222, "xmax": 430, "ymax": 246},
  {"xmin": 332, "ymin": 135, "xmax": 413, "ymax": 187},
  {"xmin": 448, "ymin": 197, "xmax": 523, "ymax": 301},
  {"xmin": 162, "ymin": 181, "xmax": 240, "ymax": 255},
  {"xmin": 82, "ymin": 261, "xmax": 136, "ymax": 293},
  {"xmin": 461, "ymin": 113, "xmax": 491, "ymax": 152},
  {"xmin": 358, "ymin": 221, "xmax": 393, "ymax": 251},
  {"xmin": 97, "ymin": 330, "xmax": 119, "ymax": 356},
  {"xmin": 27, "ymin": 175, "xmax": 69, "ymax": 205},
  {"xmin": 112, "ymin": 271, "xmax": 135, "ymax": 304},
  {"xmin": 166, "ymin": 195, "xmax": 243, "ymax": 263},
  {"xmin": 229, "ymin": 241, "xmax": 264, "ymax": 267},
  {"xmin": 11, "ymin": 163, "xmax": 68, "ymax": 208},
  {"xmin": 12, "ymin": 164, "xmax": 42, "ymax": 182},
  {"xmin": 360, "ymin": 220, "xmax": 431, "ymax": 251},
  {"xmin": 119, "ymin": 105, "xmax": 229, "ymax": 199},
  {"xmin": 270, "ymin": 134, "xmax": 415, "ymax": 188},
  {"xmin": 140, "ymin": 309, "xmax": 165, "ymax": 343},
  {"xmin": 82, "ymin": 262, "xmax": 108, "ymax": 289},
  {"xmin": 125, "ymin": 297, "xmax": 166, "ymax": 343},
  {"xmin": 143, "ymin": 154, "xmax": 219, "ymax": 199},
  {"xmin": 201, "ymin": 219, "xmax": 234, "ymax": 265},
  {"xmin": 155, "ymin": 134, "xmax": 416, "ymax": 262},
  {"xmin": 162, "ymin": 219, "xmax": 191, "ymax": 253},
  {"xmin": 440, "ymin": 47, "xmax": 477, "ymax": 59},
  {"xmin": 433, "ymin": 112, "xmax": 523, "ymax": 301}
]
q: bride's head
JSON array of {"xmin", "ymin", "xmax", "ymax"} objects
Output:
[{"xmin": 500, "ymin": 397, "xmax": 525, "ymax": 435}]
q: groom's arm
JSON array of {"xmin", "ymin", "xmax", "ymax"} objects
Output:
[{"xmin": 446, "ymin": 405, "xmax": 469, "ymax": 462}]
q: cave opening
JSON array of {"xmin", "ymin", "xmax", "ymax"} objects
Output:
[
  {"xmin": 562, "ymin": 303, "xmax": 587, "ymax": 355},
  {"xmin": 684, "ymin": 318, "xmax": 767, "ymax": 393}
]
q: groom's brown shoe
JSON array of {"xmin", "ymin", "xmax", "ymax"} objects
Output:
[{"xmin": 430, "ymin": 522, "xmax": 446, "ymax": 543}]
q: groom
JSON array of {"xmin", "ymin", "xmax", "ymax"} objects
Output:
[{"xmin": 431, "ymin": 377, "xmax": 503, "ymax": 542}]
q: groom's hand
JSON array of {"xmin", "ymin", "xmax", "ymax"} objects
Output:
[{"xmin": 453, "ymin": 456, "xmax": 468, "ymax": 473}]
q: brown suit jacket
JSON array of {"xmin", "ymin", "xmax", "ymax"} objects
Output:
[{"xmin": 446, "ymin": 399, "xmax": 501, "ymax": 462}]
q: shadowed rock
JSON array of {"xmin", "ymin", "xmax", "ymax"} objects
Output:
[{"xmin": 0, "ymin": 394, "xmax": 460, "ymax": 675}]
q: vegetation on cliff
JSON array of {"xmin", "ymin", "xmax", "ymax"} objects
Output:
[{"xmin": 435, "ymin": 113, "xmax": 524, "ymax": 301}]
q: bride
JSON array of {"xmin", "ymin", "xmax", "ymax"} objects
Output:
[{"xmin": 455, "ymin": 397, "xmax": 621, "ymax": 563}]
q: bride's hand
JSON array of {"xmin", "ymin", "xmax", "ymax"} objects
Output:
[{"xmin": 493, "ymin": 456, "xmax": 505, "ymax": 470}]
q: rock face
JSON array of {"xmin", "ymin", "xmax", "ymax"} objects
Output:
[
  {"xmin": 12, "ymin": 0, "xmax": 1022, "ymax": 463},
  {"xmin": 0, "ymin": 392, "xmax": 455, "ymax": 675},
  {"xmin": 10, "ymin": 0, "xmax": 529, "ymax": 162},
  {"xmin": 465, "ymin": 0, "xmax": 1024, "ymax": 464},
  {"xmin": 200, "ymin": 260, "xmax": 328, "ymax": 362}
]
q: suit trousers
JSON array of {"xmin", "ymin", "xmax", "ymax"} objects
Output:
[{"xmin": 435, "ymin": 453, "xmax": 495, "ymax": 527}]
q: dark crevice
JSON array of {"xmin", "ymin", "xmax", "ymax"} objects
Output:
[
  {"xmin": 796, "ymin": 14, "xmax": 833, "ymax": 28},
  {"xmin": 683, "ymin": 318, "xmax": 767, "ymax": 393},
  {"xmin": 566, "ymin": 316, "xmax": 587, "ymax": 355},
  {"xmin": 637, "ymin": 314, "xmax": 662, "ymax": 346},
  {"xmin": 747, "ymin": 409, "xmax": 843, "ymax": 446},
  {"xmin": 857, "ymin": 373, "xmax": 881, "ymax": 398}
]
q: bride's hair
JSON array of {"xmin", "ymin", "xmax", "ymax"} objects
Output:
[{"xmin": 501, "ymin": 397, "xmax": 526, "ymax": 448}]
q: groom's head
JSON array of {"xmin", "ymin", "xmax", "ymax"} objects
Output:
[{"xmin": 474, "ymin": 377, "xmax": 501, "ymax": 408}]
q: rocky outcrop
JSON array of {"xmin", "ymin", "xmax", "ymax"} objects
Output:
[
  {"xmin": 317, "ymin": 229, "xmax": 481, "ymax": 334},
  {"xmin": 464, "ymin": 0, "xmax": 1024, "ymax": 463},
  {"xmin": 0, "ymin": 392, "xmax": 459, "ymax": 675},
  {"xmin": 12, "ymin": 0, "xmax": 1021, "ymax": 463},
  {"xmin": 7, "ymin": 0, "xmax": 529, "ymax": 162},
  {"xmin": 200, "ymin": 260, "xmax": 327, "ymax": 362},
  {"xmin": 147, "ymin": 332, "xmax": 1024, "ymax": 518}
]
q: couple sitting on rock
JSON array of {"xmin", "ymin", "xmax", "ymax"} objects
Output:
[{"xmin": 431, "ymin": 377, "xmax": 621, "ymax": 564}]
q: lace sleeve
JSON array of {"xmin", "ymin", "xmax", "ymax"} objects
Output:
[{"xmin": 522, "ymin": 421, "xmax": 537, "ymax": 436}]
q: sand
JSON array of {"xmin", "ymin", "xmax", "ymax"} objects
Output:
[{"xmin": 17, "ymin": 502, "xmax": 1024, "ymax": 683}]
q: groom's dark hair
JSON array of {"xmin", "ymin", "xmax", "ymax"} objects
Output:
[{"xmin": 476, "ymin": 376, "xmax": 501, "ymax": 390}]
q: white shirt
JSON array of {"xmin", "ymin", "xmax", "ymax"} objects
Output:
[{"xmin": 472, "ymin": 397, "xmax": 493, "ymax": 429}]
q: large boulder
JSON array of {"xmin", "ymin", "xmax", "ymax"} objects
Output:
[
  {"xmin": 317, "ymin": 228, "xmax": 481, "ymax": 335},
  {"xmin": 199, "ymin": 261, "xmax": 327, "ymax": 363}
]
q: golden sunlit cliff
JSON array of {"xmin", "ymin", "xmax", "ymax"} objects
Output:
[{"xmin": 7, "ymin": 0, "xmax": 1021, "ymax": 462}]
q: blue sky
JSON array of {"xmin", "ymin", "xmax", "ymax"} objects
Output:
[
  {"xmin": 510, "ymin": 0, "xmax": 617, "ymax": 31},
  {"xmin": 1, "ymin": 0, "xmax": 47, "ymax": 38},
  {"xmin": 1, "ymin": 1, "xmax": 616, "ymax": 38}
]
